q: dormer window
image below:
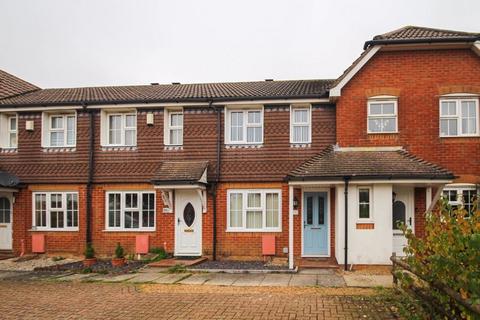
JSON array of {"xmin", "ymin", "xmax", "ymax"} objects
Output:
[
  {"xmin": 42, "ymin": 112, "xmax": 76, "ymax": 148},
  {"xmin": 367, "ymin": 98, "xmax": 398, "ymax": 133},
  {"xmin": 440, "ymin": 97, "xmax": 479, "ymax": 137}
]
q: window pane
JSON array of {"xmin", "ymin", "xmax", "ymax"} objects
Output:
[
  {"xmin": 125, "ymin": 129, "xmax": 136, "ymax": 146},
  {"xmin": 9, "ymin": 132, "xmax": 17, "ymax": 148},
  {"xmin": 230, "ymin": 112, "xmax": 243, "ymax": 142},
  {"xmin": 229, "ymin": 193, "xmax": 243, "ymax": 228},
  {"xmin": 9, "ymin": 117, "xmax": 16, "ymax": 131},
  {"xmin": 266, "ymin": 193, "xmax": 279, "ymax": 228},
  {"xmin": 318, "ymin": 197, "xmax": 325, "ymax": 225},
  {"xmin": 440, "ymin": 119, "xmax": 458, "ymax": 136},
  {"xmin": 66, "ymin": 116, "xmax": 75, "ymax": 145},
  {"xmin": 369, "ymin": 104, "xmax": 382, "ymax": 115},
  {"xmin": 392, "ymin": 201, "xmax": 406, "ymax": 229},
  {"xmin": 359, "ymin": 204, "xmax": 370, "ymax": 219},
  {"xmin": 50, "ymin": 132, "xmax": 64, "ymax": 146},
  {"xmin": 293, "ymin": 109, "xmax": 308, "ymax": 123},
  {"xmin": 368, "ymin": 119, "xmax": 381, "ymax": 132},
  {"xmin": 125, "ymin": 211, "xmax": 139, "ymax": 228},
  {"xmin": 170, "ymin": 113, "xmax": 183, "ymax": 126},
  {"xmin": 382, "ymin": 118, "xmax": 396, "ymax": 132},
  {"xmin": 382, "ymin": 103, "xmax": 395, "ymax": 114},
  {"xmin": 359, "ymin": 189, "xmax": 370, "ymax": 219},
  {"xmin": 247, "ymin": 193, "xmax": 261, "ymax": 208},
  {"xmin": 359, "ymin": 189, "xmax": 369, "ymax": 203},
  {"xmin": 441, "ymin": 101, "xmax": 456, "ymax": 116},
  {"xmin": 306, "ymin": 196, "xmax": 313, "ymax": 225},
  {"xmin": 247, "ymin": 111, "xmax": 261, "ymax": 124},
  {"xmin": 108, "ymin": 193, "xmax": 121, "ymax": 228},
  {"xmin": 51, "ymin": 211, "xmax": 64, "ymax": 228},
  {"xmin": 35, "ymin": 194, "xmax": 47, "ymax": 227},
  {"xmin": 125, "ymin": 114, "xmax": 136, "ymax": 128},
  {"xmin": 246, "ymin": 210, "xmax": 262, "ymax": 229},
  {"xmin": 246, "ymin": 127, "xmax": 261, "ymax": 143},
  {"xmin": 126, "ymin": 193, "xmax": 138, "ymax": 208},
  {"xmin": 293, "ymin": 126, "xmax": 309, "ymax": 143},
  {"xmin": 51, "ymin": 116, "xmax": 63, "ymax": 129},
  {"xmin": 169, "ymin": 129, "xmax": 183, "ymax": 145},
  {"xmin": 66, "ymin": 193, "xmax": 78, "ymax": 227},
  {"xmin": 142, "ymin": 193, "xmax": 155, "ymax": 228}
]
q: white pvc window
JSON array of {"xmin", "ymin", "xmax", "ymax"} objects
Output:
[
  {"xmin": 440, "ymin": 98, "xmax": 479, "ymax": 137},
  {"xmin": 106, "ymin": 191, "xmax": 155, "ymax": 231},
  {"xmin": 226, "ymin": 108, "xmax": 263, "ymax": 144},
  {"xmin": 358, "ymin": 187, "xmax": 372, "ymax": 220},
  {"xmin": 165, "ymin": 110, "xmax": 183, "ymax": 145},
  {"xmin": 290, "ymin": 105, "xmax": 311, "ymax": 143},
  {"xmin": 367, "ymin": 100, "xmax": 398, "ymax": 133},
  {"xmin": 7, "ymin": 116, "xmax": 17, "ymax": 148},
  {"xmin": 47, "ymin": 114, "xmax": 76, "ymax": 147},
  {"xmin": 442, "ymin": 186, "xmax": 478, "ymax": 215},
  {"xmin": 32, "ymin": 192, "xmax": 78, "ymax": 231},
  {"xmin": 107, "ymin": 113, "xmax": 137, "ymax": 146},
  {"xmin": 227, "ymin": 189, "xmax": 281, "ymax": 232}
]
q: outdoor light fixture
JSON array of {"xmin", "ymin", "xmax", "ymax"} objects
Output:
[{"xmin": 293, "ymin": 196, "xmax": 299, "ymax": 209}]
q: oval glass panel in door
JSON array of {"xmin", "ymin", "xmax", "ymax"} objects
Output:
[
  {"xmin": 392, "ymin": 201, "xmax": 406, "ymax": 230},
  {"xmin": 183, "ymin": 203, "xmax": 195, "ymax": 227}
]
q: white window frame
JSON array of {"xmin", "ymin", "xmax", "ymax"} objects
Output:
[
  {"xmin": 225, "ymin": 106, "xmax": 264, "ymax": 145},
  {"xmin": 290, "ymin": 104, "xmax": 312, "ymax": 144},
  {"xmin": 442, "ymin": 185, "xmax": 478, "ymax": 214},
  {"xmin": 6, "ymin": 115, "xmax": 17, "ymax": 148},
  {"xmin": 439, "ymin": 97, "xmax": 479, "ymax": 137},
  {"xmin": 102, "ymin": 111, "xmax": 137, "ymax": 147},
  {"xmin": 358, "ymin": 186, "xmax": 373, "ymax": 221},
  {"xmin": 105, "ymin": 191, "xmax": 156, "ymax": 231},
  {"xmin": 41, "ymin": 112, "xmax": 77, "ymax": 148},
  {"xmin": 31, "ymin": 192, "xmax": 79, "ymax": 231},
  {"xmin": 367, "ymin": 98, "xmax": 398, "ymax": 134},
  {"xmin": 164, "ymin": 108, "xmax": 183, "ymax": 146},
  {"xmin": 226, "ymin": 189, "xmax": 281, "ymax": 232}
]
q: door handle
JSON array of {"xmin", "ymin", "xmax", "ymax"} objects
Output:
[
  {"xmin": 177, "ymin": 218, "xmax": 181, "ymax": 225},
  {"xmin": 408, "ymin": 217, "xmax": 412, "ymax": 225}
]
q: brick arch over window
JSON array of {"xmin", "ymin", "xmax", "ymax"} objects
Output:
[
  {"xmin": 438, "ymin": 85, "xmax": 480, "ymax": 96},
  {"xmin": 365, "ymin": 87, "xmax": 401, "ymax": 98}
]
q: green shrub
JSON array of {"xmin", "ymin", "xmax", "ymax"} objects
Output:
[
  {"xmin": 114, "ymin": 243, "xmax": 125, "ymax": 259},
  {"xmin": 399, "ymin": 196, "xmax": 480, "ymax": 319},
  {"xmin": 149, "ymin": 247, "xmax": 168, "ymax": 261},
  {"xmin": 168, "ymin": 264, "xmax": 186, "ymax": 273},
  {"xmin": 84, "ymin": 243, "xmax": 95, "ymax": 259}
]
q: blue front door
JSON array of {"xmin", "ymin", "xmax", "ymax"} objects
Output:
[{"xmin": 303, "ymin": 192, "xmax": 328, "ymax": 256}]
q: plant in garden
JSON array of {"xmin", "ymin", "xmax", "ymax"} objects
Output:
[
  {"xmin": 115, "ymin": 243, "xmax": 125, "ymax": 259},
  {"xmin": 397, "ymin": 195, "xmax": 480, "ymax": 319},
  {"xmin": 84, "ymin": 243, "xmax": 95, "ymax": 259}
]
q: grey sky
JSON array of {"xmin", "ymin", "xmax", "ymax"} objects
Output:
[{"xmin": 1, "ymin": 0, "xmax": 478, "ymax": 88}]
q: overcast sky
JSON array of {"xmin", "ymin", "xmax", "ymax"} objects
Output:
[{"xmin": 0, "ymin": 0, "xmax": 478, "ymax": 88}]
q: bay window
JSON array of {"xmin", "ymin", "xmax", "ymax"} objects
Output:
[
  {"xmin": 227, "ymin": 189, "xmax": 281, "ymax": 231},
  {"xmin": 226, "ymin": 107, "xmax": 263, "ymax": 144},
  {"xmin": 32, "ymin": 192, "xmax": 78, "ymax": 230},
  {"xmin": 440, "ymin": 98, "xmax": 479, "ymax": 137},
  {"xmin": 106, "ymin": 191, "xmax": 155, "ymax": 231},
  {"xmin": 290, "ymin": 105, "xmax": 311, "ymax": 143},
  {"xmin": 367, "ymin": 99, "xmax": 398, "ymax": 133}
]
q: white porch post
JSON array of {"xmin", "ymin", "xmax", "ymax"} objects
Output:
[
  {"xmin": 288, "ymin": 185, "xmax": 294, "ymax": 269},
  {"xmin": 426, "ymin": 187, "xmax": 432, "ymax": 209}
]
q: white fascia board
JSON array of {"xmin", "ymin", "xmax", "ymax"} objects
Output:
[
  {"xmin": 154, "ymin": 184, "xmax": 206, "ymax": 190},
  {"xmin": 288, "ymin": 179, "xmax": 453, "ymax": 186},
  {"xmin": 472, "ymin": 41, "xmax": 480, "ymax": 56},
  {"xmin": 329, "ymin": 45, "xmax": 382, "ymax": 98},
  {"xmin": 0, "ymin": 105, "xmax": 82, "ymax": 112}
]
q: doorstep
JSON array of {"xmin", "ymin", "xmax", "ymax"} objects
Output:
[
  {"xmin": 147, "ymin": 256, "xmax": 207, "ymax": 268},
  {"xmin": 186, "ymin": 266, "xmax": 298, "ymax": 274}
]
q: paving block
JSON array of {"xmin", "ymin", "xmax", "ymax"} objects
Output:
[
  {"xmin": 298, "ymin": 269, "xmax": 336, "ymax": 275},
  {"xmin": 57, "ymin": 273, "xmax": 96, "ymax": 282},
  {"xmin": 259, "ymin": 274, "xmax": 292, "ymax": 287},
  {"xmin": 153, "ymin": 273, "xmax": 189, "ymax": 284},
  {"xmin": 205, "ymin": 273, "xmax": 242, "ymax": 286},
  {"xmin": 105, "ymin": 273, "xmax": 138, "ymax": 282},
  {"xmin": 127, "ymin": 273, "xmax": 165, "ymax": 283},
  {"xmin": 289, "ymin": 275, "xmax": 317, "ymax": 287},
  {"xmin": 343, "ymin": 274, "xmax": 393, "ymax": 288},
  {"xmin": 178, "ymin": 273, "xmax": 213, "ymax": 285},
  {"xmin": 232, "ymin": 274, "xmax": 265, "ymax": 286},
  {"xmin": 317, "ymin": 274, "xmax": 346, "ymax": 287}
]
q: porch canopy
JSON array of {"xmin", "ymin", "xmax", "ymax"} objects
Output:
[{"xmin": 0, "ymin": 170, "xmax": 21, "ymax": 191}]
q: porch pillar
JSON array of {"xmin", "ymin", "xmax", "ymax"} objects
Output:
[
  {"xmin": 426, "ymin": 187, "xmax": 432, "ymax": 208},
  {"xmin": 288, "ymin": 185, "xmax": 294, "ymax": 269}
]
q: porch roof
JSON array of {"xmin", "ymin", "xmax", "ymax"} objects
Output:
[
  {"xmin": 286, "ymin": 145, "xmax": 455, "ymax": 182},
  {"xmin": 151, "ymin": 160, "xmax": 208, "ymax": 186},
  {"xmin": 0, "ymin": 170, "xmax": 21, "ymax": 188}
]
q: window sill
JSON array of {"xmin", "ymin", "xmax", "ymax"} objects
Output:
[
  {"xmin": 101, "ymin": 146, "xmax": 138, "ymax": 152},
  {"xmin": 42, "ymin": 147, "xmax": 76, "ymax": 153},
  {"xmin": 440, "ymin": 135, "xmax": 480, "ymax": 138},
  {"xmin": 103, "ymin": 229, "xmax": 156, "ymax": 233},
  {"xmin": 0, "ymin": 148, "xmax": 17, "ymax": 154},
  {"xmin": 290, "ymin": 143, "xmax": 311, "ymax": 148},
  {"xmin": 225, "ymin": 144, "xmax": 263, "ymax": 149},
  {"xmin": 225, "ymin": 228, "xmax": 282, "ymax": 233},
  {"xmin": 164, "ymin": 145, "xmax": 183, "ymax": 151},
  {"xmin": 29, "ymin": 228, "xmax": 79, "ymax": 232}
]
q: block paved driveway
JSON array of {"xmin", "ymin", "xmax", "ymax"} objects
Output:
[{"xmin": 0, "ymin": 280, "xmax": 399, "ymax": 319}]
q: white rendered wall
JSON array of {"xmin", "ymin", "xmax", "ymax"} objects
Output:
[{"xmin": 335, "ymin": 184, "xmax": 393, "ymax": 265}]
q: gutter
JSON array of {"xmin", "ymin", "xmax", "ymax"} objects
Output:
[
  {"xmin": 363, "ymin": 37, "xmax": 480, "ymax": 50},
  {"xmin": 285, "ymin": 174, "xmax": 456, "ymax": 182}
]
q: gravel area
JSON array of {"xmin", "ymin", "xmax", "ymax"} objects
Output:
[
  {"xmin": 190, "ymin": 260, "xmax": 289, "ymax": 271},
  {"xmin": 0, "ymin": 255, "xmax": 79, "ymax": 271},
  {"xmin": 34, "ymin": 259, "xmax": 146, "ymax": 274}
]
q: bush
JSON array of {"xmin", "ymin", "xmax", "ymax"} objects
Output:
[
  {"xmin": 84, "ymin": 243, "xmax": 95, "ymax": 259},
  {"xmin": 399, "ymin": 196, "xmax": 480, "ymax": 319},
  {"xmin": 114, "ymin": 243, "xmax": 125, "ymax": 259},
  {"xmin": 149, "ymin": 247, "xmax": 168, "ymax": 261}
]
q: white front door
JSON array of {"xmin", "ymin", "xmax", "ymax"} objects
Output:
[
  {"xmin": 0, "ymin": 196, "xmax": 13, "ymax": 250},
  {"xmin": 392, "ymin": 187, "xmax": 414, "ymax": 256},
  {"xmin": 174, "ymin": 189, "xmax": 202, "ymax": 256}
]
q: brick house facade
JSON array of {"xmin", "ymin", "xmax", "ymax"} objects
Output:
[{"xmin": 0, "ymin": 26, "xmax": 478, "ymax": 268}]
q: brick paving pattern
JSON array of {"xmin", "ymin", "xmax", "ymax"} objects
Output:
[{"xmin": 0, "ymin": 280, "xmax": 399, "ymax": 319}]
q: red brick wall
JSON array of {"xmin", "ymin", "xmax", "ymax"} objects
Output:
[
  {"xmin": 414, "ymin": 187, "xmax": 426, "ymax": 239},
  {"xmin": 336, "ymin": 49, "xmax": 480, "ymax": 183}
]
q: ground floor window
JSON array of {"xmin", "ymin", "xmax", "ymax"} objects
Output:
[
  {"xmin": 32, "ymin": 192, "xmax": 78, "ymax": 230},
  {"xmin": 106, "ymin": 191, "xmax": 155, "ymax": 231},
  {"xmin": 227, "ymin": 189, "xmax": 281, "ymax": 232},
  {"xmin": 442, "ymin": 186, "xmax": 478, "ymax": 216}
]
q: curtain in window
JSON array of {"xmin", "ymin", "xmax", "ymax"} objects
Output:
[
  {"xmin": 266, "ymin": 193, "xmax": 279, "ymax": 228},
  {"xmin": 229, "ymin": 193, "xmax": 243, "ymax": 228}
]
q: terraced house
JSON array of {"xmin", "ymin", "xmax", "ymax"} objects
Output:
[{"xmin": 0, "ymin": 26, "xmax": 478, "ymax": 269}]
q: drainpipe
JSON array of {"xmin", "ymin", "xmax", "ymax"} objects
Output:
[
  {"xmin": 85, "ymin": 105, "xmax": 95, "ymax": 244},
  {"xmin": 343, "ymin": 176, "xmax": 350, "ymax": 271},
  {"xmin": 210, "ymin": 101, "xmax": 221, "ymax": 260}
]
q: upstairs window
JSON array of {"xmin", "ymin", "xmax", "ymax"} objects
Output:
[
  {"xmin": 225, "ymin": 107, "xmax": 263, "ymax": 144},
  {"xmin": 440, "ymin": 98, "xmax": 479, "ymax": 137},
  {"xmin": 290, "ymin": 105, "xmax": 311, "ymax": 143},
  {"xmin": 8, "ymin": 116, "xmax": 17, "ymax": 148},
  {"xmin": 367, "ymin": 99, "xmax": 398, "ymax": 133},
  {"xmin": 101, "ymin": 111, "xmax": 137, "ymax": 147},
  {"xmin": 164, "ymin": 109, "xmax": 183, "ymax": 145},
  {"xmin": 42, "ymin": 113, "xmax": 76, "ymax": 148}
]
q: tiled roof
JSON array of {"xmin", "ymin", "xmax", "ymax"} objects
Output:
[
  {"xmin": 0, "ymin": 79, "xmax": 333, "ymax": 107},
  {"xmin": 364, "ymin": 26, "xmax": 480, "ymax": 49},
  {"xmin": 0, "ymin": 70, "xmax": 39, "ymax": 100},
  {"xmin": 152, "ymin": 161, "xmax": 209, "ymax": 185},
  {"xmin": 287, "ymin": 146, "xmax": 455, "ymax": 181}
]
